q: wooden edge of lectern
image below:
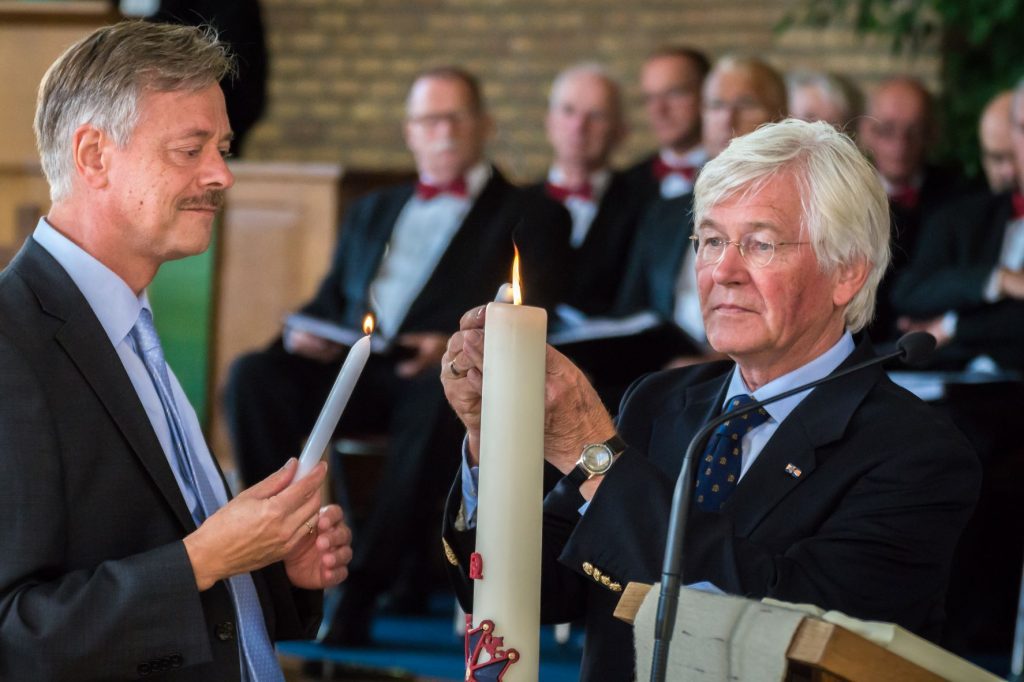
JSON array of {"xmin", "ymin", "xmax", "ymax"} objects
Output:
[{"xmin": 785, "ymin": 619, "xmax": 946, "ymax": 682}]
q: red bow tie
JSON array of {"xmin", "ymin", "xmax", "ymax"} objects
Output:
[
  {"xmin": 652, "ymin": 157, "xmax": 697, "ymax": 182},
  {"xmin": 889, "ymin": 185, "xmax": 920, "ymax": 210},
  {"xmin": 415, "ymin": 177, "xmax": 468, "ymax": 200},
  {"xmin": 1012, "ymin": 192, "xmax": 1024, "ymax": 219},
  {"xmin": 545, "ymin": 181, "xmax": 593, "ymax": 202}
]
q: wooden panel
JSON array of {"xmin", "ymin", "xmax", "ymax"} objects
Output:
[
  {"xmin": 0, "ymin": 15, "xmax": 113, "ymax": 168},
  {"xmin": 0, "ymin": 167, "xmax": 50, "ymax": 267},
  {"xmin": 208, "ymin": 161, "xmax": 343, "ymax": 472},
  {"xmin": 787, "ymin": 620, "xmax": 945, "ymax": 682}
]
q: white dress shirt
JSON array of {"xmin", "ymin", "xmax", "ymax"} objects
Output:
[{"xmin": 369, "ymin": 162, "xmax": 491, "ymax": 340}]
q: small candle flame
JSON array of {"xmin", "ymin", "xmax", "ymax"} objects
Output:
[
  {"xmin": 511, "ymin": 244, "xmax": 522, "ymax": 305},
  {"xmin": 363, "ymin": 314, "xmax": 375, "ymax": 335}
]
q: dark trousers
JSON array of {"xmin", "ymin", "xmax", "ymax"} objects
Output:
[{"xmin": 224, "ymin": 341, "xmax": 462, "ymax": 626}]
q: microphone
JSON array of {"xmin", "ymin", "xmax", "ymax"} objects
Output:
[{"xmin": 649, "ymin": 332, "xmax": 935, "ymax": 682}]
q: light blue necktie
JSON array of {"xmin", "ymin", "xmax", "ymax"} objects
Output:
[{"xmin": 131, "ymin": 308, "xmax": 284, "ymax": 682}]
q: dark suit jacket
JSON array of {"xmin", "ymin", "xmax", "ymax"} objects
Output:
[
  {"xmin": 621, "ymin": 153, "xmax": 663, "ymax": 209},
  {"xmin": 0, "ymin": 240, "xmax": 320, "ymax": 681},
  {"xmin": 525, "ymin": 171, "xmax": 644, "ymax": 316},
  {"xmin": 873, "ymin": 165, "xmax": 967, "ymax": 341},
  {"xmin": 613, "ymin": 191, "xmax": 695, "ymax": 322},
  {"xmin": 301, "ymin": 167, "xmax": 571, "ymax": 332},
  {"xmin": 890, "ymin": 190, "xmax": 1024, "ymax": 370},
  {"xmin": 443, "ymin": 336, "xmax": 979, "ymax": 681}
]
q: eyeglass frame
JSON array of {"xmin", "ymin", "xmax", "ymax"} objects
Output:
[{"xmin": 688, "ymin": 233, "xmax": 809, "ymax": 268}]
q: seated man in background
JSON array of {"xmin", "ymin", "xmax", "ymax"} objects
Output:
[
  {"xmin": 551, "ymin": 47, "xmax": 713, "ymax": 408},
  {"xmin": 440, "ymin": 119, "xmax": 979, "ymax": 682},
  {"xmin": 0, "ymin": 21, "xmax": 350, "ymax": 680},
  {"xmin": 610, "ymin": 57, "xmax": 788, "ymax": 374},
  {"xmin": 225, "ymin": 66, "xmax": 570, "ymax": 646},
  {"xmin": 527, "ymin": 62, "xmax": 643, "ymax": 317},
  {"xmin": 858, "ymin": 76, "xmax": 967, "ymax": 341},
  {"xmin": 891, "ymin": 79, "xmax": 1024, "ymax": 372},
  {"xmin": 785, "ymin": 69, "xmax": 863, "ymax": 130},
  {"xmin": 623, "ymin": 46, "xmax": 711, "ymax": 205},
  {"xmin": 978, "ymin": 90, "xmax": 1018, "ymax": 194}
]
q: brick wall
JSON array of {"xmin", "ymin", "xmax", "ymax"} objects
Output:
[{"xmin": 245, "ymin": 0, "xmax": 941, "ymax": 181}]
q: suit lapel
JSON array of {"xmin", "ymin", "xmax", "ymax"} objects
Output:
[
  {"xmin": 724, "ymin": 339, "xmax": 881, "ymax": 536},
  {"xmin": 405, "ymin": 168, "xmax": 509, "ymax": 319},
  {"xmin": 17, "ymin": 241, "xmax": 197, "ymax": 531},
  {"xmin": 649, "ymin": 371, "xmax": 729, "ymax": 478}
]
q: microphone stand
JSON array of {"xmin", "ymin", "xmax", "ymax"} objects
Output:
[{"xmin": 649, "ymin": 335, "xmax": 931, "ymax": 682}]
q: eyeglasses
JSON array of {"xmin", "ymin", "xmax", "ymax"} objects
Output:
[{"xmin": 689, "ymin": 234, "xmax": 808, "ymax": 268}]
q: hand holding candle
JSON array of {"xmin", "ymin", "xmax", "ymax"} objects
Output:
[{"xmin": 294, "ymin": 314, "xmax": 374, "ymax": 481}]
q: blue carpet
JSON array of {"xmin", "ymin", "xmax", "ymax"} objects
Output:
[{"xmin": 278, "ymin": 612, "xmax": 582, "ymax": 681}]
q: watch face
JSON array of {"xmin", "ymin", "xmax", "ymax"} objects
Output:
[{"xmin": 580, "ymin": 444, "xmax": 613, "ymax": 475}]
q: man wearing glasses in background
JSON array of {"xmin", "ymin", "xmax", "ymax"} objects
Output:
[{"xmin": 225, "ymin": 66, "xmax": 570, "ymax": 647}]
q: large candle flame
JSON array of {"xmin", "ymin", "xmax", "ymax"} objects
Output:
[
  {"xmin": 511, "ymin": 245, "xmax": 522, "ymax": 305},
  {"xmin": 363, "ymin": 314, "xmax": 375, "ymax": 335}
]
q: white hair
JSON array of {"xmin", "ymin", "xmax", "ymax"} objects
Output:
[{"xmin": 693, "ymin": 118, "xmax": 890, "ymax": 332}]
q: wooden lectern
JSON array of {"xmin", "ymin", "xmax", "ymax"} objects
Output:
[{"xmin": 625, "ymin": 583, "xmax": 1000, "ymax": 682}]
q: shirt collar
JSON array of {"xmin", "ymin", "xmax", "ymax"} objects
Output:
[
  {"xmin": 546, "ymin": 166, "xmax": 612, "ymax": 201},
  {"xmin": 32, "ymin": 218, "xmax": 150, "ymax": 348},
  {"xmin": 878, "ymin": 171, "xmax": 923, "ymax": 195},
  {"xmin": 725, "ymin": 331, "xmax": 856, "ymax": 424},
  {"xmin": 659, "ymin": 146, "xmax": 708, "ymax": 169},
  {"xmin": 417, "ymin": 161, "xmax": 491, "ymax": 201}
]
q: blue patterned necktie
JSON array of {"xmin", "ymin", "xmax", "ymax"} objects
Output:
[
  {"xmin": 131, "ymin": 309, "xmax": 284, "ymax": 682},
  {"xmin": 695, "ymin": 394, "xmax": 770, "ymax": 512}
]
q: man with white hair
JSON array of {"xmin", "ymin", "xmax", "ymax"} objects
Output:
[
  {"xmin": 0, "ymin": 21, "xmax": 352, "ymax": 680},
  {"xmin": 440, "ymin": 119, "xmax": 979, "ymax": 681},
  {"xmin": 528, "ymin": 63, "xmax": 641, "ymax": 316}
]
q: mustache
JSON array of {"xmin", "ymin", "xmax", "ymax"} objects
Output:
[{"xmin": 177, "ymin": 190, "xmax": 226, "ymax": 211}]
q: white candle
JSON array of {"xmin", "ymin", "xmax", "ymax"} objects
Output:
[
  {"xmin": 295, "ymin": 321, "xmax": 372, "ymax": 481},
  {"xmin": 472, "ymin": 297, "xmax": 547, "ymax": 681}
]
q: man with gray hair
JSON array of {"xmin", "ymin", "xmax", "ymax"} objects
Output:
[
  {"xmin": 527, "ymin": 62, "xmax": 641, "ymax": 316},
  {"xmin": 0, "ymin": 21, "xmax": 352, "ymax": 680},
  {"xmin": 440, "ymin": 119, "xmax": 979, "ymax": 681},
  {"xmin": 786, "ymin": 69, "xmax": 863, "ymax": 130}
]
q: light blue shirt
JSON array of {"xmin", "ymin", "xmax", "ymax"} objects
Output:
[
  {"xmin": 459, "ymin": 331, "xmax": 856, "ymax": 525},
  {"xmin": 723, "ymin": 331, "xmax": 855, "ymax": 480},
  {"xmin": 32, "ymin": 219, "xmax": 229, "ymax": 516},
  {"xmin": 369, "ymin": 162, "xmax": 490, "ymax": 339}
]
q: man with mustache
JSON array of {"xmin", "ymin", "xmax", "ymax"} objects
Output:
[
  {"xmin": 224, "ymin": 66, "xmax": 570, "ymax": 645},
  {"xmin": 0, "ymin": 22, "xmax": 352, "ymax": 680},
  {"xmin": 440, "ymin": 120, "xmax": 979, "ymax": 681}
]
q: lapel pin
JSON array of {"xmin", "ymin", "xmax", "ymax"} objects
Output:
[{"xmin": 784, "ymin": 463, "xmax": 803, "ymax": 478}]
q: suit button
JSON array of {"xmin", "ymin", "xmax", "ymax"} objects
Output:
[
  {"xmin": 215, "ymin": 621, "xmax": 236, "ymax": 641},
  {"xmin": 169, "ymin": 654, "xmax": 183, "ymax": 668},
  {"xmin": 137, "ymin": 663, "xmax": 151, "ymax": 676}
]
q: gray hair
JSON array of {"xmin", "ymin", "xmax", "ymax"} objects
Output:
[
  {"xmin": 693, "ymin": 118, "xmax": 890, "ymax": 332},
  {"xmin": 785, "ymin": 70, "xmax": 864, "ymax": 128},
  {"xmin": 549, "ymin": 62, "xmax": 624, "ymax": 124},
  {"xmin": 35, "ymin": 21, "xmax": 233, "ymax": 202}
]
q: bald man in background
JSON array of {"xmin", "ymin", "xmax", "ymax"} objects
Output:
[
  {"xmin": 979, "ymin": 91, "xmax": 1017, "ymax": 194},
  {"xmin": 858, "ymin": 76, "xmax": 966, "ymax": 341}
]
